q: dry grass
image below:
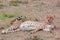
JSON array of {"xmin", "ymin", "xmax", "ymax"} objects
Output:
[
  {"xmin": 0, "ymin": 0, "xmax": 60, "ymax": 40},
  {"xmin": 0, "ymin": 27, "xmax": 4, "ymax": 30}
]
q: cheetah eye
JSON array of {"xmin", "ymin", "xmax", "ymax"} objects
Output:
[
  {"xmin": 21, "ymin": 16, "xmax": 22, "ymax": 17},
  {"xmin": 18, "ymin": 17, "xmax": 20, "ymax": 18}
]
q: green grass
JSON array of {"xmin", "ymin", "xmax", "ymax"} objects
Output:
[
  {"xmin": 0, "ymin": 3, "xmax": 4, "ymax": 9},
  {"xmin": 0, "ymin": 13, "xmax": 16, "ymax": 20}
]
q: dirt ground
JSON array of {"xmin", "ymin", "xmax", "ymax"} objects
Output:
[{"xmin": 0, "ymin": 0, "xmax": 60, "ymax": 40}]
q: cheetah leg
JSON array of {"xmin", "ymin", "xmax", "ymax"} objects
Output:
[
  {"xmin": 14, "ymin": 28, "xmax": 21, "ymax": 32},
  {"xmin": 31, "ymin": 27, "xmax": 40, "ymax": 34}
]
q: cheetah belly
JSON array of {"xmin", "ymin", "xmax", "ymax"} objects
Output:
[
  {"xmin": 20, "ymin": 24, "xmax": 36, "ymax": 30},
  {"xmin": 19, "ymin": 21, "xmax": 38, "ymax": 30}
]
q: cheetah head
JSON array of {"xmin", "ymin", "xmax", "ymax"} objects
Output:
[
  {"xmin": 10, "ymin": 16, "xmax": 26, "ymax": 25},
  {"xmin": 46, "ymin": 15, "xmax": 55, "ymax": 24}
]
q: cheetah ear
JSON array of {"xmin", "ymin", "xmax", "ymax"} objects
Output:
[
  {"xmin": 52, "ymin": 15, "xmax": 55, "ymax": 19},
  {"xmin": 46, "ymin": 15, "xmax": 55, "ymax": 18}
]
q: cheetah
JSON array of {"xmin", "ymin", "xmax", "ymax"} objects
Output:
[{"xmin": 1, "ymin": 15, "xmax": 56, "ymax": 34}]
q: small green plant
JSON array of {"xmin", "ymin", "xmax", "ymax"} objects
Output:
[
  {"xmin": 9, "ymin": 0, "xmax": 21, "ymax": 6},
  {"xmin": 10, "ymin": 0, "xmax": 21, "ymax": 3},
  {"xmin": 32, "ymin": 36, "xmax": 43, "ymax": 40},
  {"xmin": 27, "ymin": 35, "xmax": 43, "ymax": 40},
  {"xmin": 0, "ymin": 3, "xmax": 4, "ymax": 9},
  {"xmin": 0, "ymin": 13, "xmax": 16, "ymax": 20},
  {"xmin": 9, "ymin": 0, "xmax": 28, "ymax": 6}
]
